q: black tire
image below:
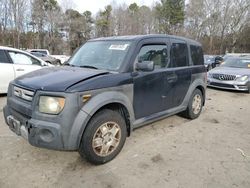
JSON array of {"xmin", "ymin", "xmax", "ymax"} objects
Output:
[
  {"xmin": 183, "ymin": 89, "xmax": 203, "ymax": 119},
  {"xmin": 78, "ymin": 109, "xmax": 127, "ymax": 165}
]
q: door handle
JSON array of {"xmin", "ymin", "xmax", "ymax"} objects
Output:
[
  {"xmin": 167, "ymin": 74, "xmax": 177, "ymax": 83},
  {"xmin": 16, "ymin": 68, "xmax": 25, "ymax": 71}
]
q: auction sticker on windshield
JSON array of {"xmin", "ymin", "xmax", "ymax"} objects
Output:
[{"xmin": 109, "ymin": 44, "xmax": 129, "ymax": 50}]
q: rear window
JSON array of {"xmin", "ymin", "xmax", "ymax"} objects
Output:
[
  {"xmin": 0, "ymin": 50, "xmax": 10, "ymax": 63},
  {"xmin": 190, "ymin": 45, "xmax": 204, "ymax": 65}
]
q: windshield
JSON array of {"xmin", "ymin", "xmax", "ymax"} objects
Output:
[
  {"xmin": 68, "ymin": 41, "xmax": 131, "ymax": 71},
  {"xmin": 221, "ymin": 58, "xmax": 250, "ymax": 68}
]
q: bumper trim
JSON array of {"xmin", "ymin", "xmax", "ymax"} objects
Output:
[
  {"xmin": 208, "ymin": 83, "xmax": 248, "ymax": 91},
  {"xmin": 4, "ymin": 105, "xmax": 65, "ymax": 150}
]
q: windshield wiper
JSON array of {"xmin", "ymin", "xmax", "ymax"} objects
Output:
[{"xmin": 79, "ymin": 65, "xmax": 98, "ymax": 69}]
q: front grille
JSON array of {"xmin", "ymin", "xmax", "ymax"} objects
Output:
[
  {"xmin": 212, "ymin": 73, "xmax": 236, "ymax": 81},
  {"xmin": 13, "ymin": 86, "xmax": 34, "ymax": 102},
  {"xmin": 210, "ymin": 82, "xmax": 235, "ymax": 88}
]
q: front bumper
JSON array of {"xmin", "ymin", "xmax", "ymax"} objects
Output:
[
  {"xmin": 4, "ymin": 105, "xmax": 65, "ymax": 150},
  {"xmin": 207, "ymin": 78, "xmax": 249, "ymax": 91},
  {"xmin": 3, "ymin": 86, "xmax": 91, "ymax": 151}
]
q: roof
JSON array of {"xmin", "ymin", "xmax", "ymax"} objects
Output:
[
  {"xmin": 0, "ymin": 46, "xmax": 27, "ymax": 52},
  {"xmin": 90, "ymin": 34, "xmax": 201, "ymax": 46}
]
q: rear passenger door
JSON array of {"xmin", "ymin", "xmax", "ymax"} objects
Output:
[
  {"xmin": 168, "ymin": 39, "xmax": 192, "ymax": 107},
  {"xmin": 0, "ymin": 50, "xmax": 15, "ymax": 93}
]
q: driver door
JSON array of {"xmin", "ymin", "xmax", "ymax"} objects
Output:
[{"xmin": 133, "ymin": 38, "xmax": 174, "ymax": 119}]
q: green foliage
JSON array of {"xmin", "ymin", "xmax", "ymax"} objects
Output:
[
  {"xmin": 96, "ymin": 5, "xmax": 113, "ymax": 37},
  {"xmin": 128, "ymin": 3, "xmax": 139, "ymax": 15},
  {"xmin": 65, "ymin": 9, "xmax": 93, "ymax": 53},
  {"xmin": 155, "ymin": 0, "xmax": 185, "ymax": 33},
  {"xmin": 43, "ymin": 0, "xmax": 59, "ymax": 11}
]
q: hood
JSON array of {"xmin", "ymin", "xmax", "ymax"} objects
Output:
[
  {"xmin": 209, "ymin": 66, "xmax": 250, "ymax": 76},
  {"xmin": 14, "ymin": 66, "xmax": 109, "ymax": 92}
]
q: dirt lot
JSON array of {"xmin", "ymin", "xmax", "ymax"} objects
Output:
[{"xmin": 0, "ymin": 88, "xmax": 250, "ymax": 188}]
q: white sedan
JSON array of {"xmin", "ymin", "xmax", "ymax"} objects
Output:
[{"xmin": 0, "ymin": 46, "xmax": 52, "ymax": 94}]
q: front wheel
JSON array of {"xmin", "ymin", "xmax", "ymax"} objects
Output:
[
  {"xmin": 183, "ymin": 89, "xmax": 203, "ymax": 119},
  {"xmin": 78, "ymin": 109, "xmax": 127, "ymax": 165}
]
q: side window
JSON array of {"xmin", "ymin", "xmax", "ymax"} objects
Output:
[
  {"xmin": 0, "ymin": 50, "xmax": 10, "ymax": 64},
  {"xmin": 170, "ymin": 42, "xmax": 188, "ymax": 67},
  {"xmin": 8, "ymin": 52, "xmax": 41, "ymax": 65},
  {"xmin": 137, "ymin": 45, "xmax": 168, "ymax": 69},
  {"xmin": 33, "ymin": 53, "xmax": 43, "ymax": 57},
  {"xmin": 190, "ymin": 45, "xmax": 204, "ymax": 65}
]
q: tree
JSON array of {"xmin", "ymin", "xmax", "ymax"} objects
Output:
[
  {"xmin": 65, "ymin": 9, "xmax": 84, "ymax": 53},
  {"xmin": 95, "ymin": 5, "xmax": 112, "ymax": 37},
  {"xmin": 82, "ymin": 11, "xmax": 94, "ymax": 40},
  {"xmin": 185, "ymin": 0, "xmax": 206, "ymax": 40},
  {"xmin": 32, "ymin": 0, "xmax": 62, "ymax": 50},
  {"xmin": 186, "ymin": 0, "xmax": 250, "ymax": 54},
  {"xmin": 0, "ymin": 0, "xmax": 27, "ymax": 48},
  {"xmin": 128, "ymin": 3, "xmax": 140, "ymax": 34},
  {"xmin": 0, "ymin": 0, "xmax": 249, "ymax": 54},
  {"xmin": 139, "ymin": 5, "xmax": 154, "ymax": 34},
  {"xmin": 155, "ymin": 0, "xmax": 185, "ymax": 34}
]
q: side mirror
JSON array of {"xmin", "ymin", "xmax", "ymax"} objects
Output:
[{"xmin": 136, "ymin": 61, "xmax": 154, "ymax": 72}]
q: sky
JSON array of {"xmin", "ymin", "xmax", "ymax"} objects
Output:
[{"xmin": 58, "ymin": 0, "xmax": 159, "ymax": 15}]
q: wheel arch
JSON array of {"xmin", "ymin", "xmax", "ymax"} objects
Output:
[
  {"xmin": 181, "ymin": 78, "xmax": 206, "ymax": 109},
  {"xmin": 196, "ymin": 85, "xmax": 206, "ymax": 105},
  {"xmin": 93, "ymin": 102, "xmax": 131, "ymax": 136},
  {"xmin": 68, "ymin": 91, "xmax": 135, "ymax": 150}
]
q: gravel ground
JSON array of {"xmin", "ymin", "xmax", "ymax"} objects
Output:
[{"xmin": 0, "ymin": 88, "xmax": 250, "ymax": 188}]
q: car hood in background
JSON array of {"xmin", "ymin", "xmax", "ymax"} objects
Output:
[
  {"xmin": 14, "ymin": 66, "xmax": 110, "ymax": 92},
  {"xmin": 209, "ymin": 66, "xmax": 250, "ymax": 76}
]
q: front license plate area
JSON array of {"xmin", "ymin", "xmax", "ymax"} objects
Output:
[
  {"xmin": 7, "ymin": 115, "xmax": 28, "ymax": 140},
  {"xmin": 7, "ymin": 115, "xmax": 21, "ymax": 135}
]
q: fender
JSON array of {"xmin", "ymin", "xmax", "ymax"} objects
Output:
[
  {"xmin": 181, "ymin": 74, "xmax": 206, "ymax": 108},
  {"xmin": 66, "ymin": 89, "xmax": 135, "ymax": 150}
]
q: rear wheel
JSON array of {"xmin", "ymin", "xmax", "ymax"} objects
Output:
[
  {"xmin": 78, "ymin": 109, "xmax": 127, "ymax": 165},
  {"xmin": 183, "ymin": 89, "xmax": 203, "ymax": 119}
]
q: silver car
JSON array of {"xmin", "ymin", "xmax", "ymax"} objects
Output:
[{"xmin": 207, "ymin": 57, "xmax": 250, "ymax": 93}]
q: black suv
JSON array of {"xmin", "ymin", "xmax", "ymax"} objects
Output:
[{"xmin": 4, "ymin": 35, "xmax": 206, "ymax": 164}]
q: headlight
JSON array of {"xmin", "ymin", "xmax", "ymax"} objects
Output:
[
  {"xmin": 236, "ymin": 75, "xmax": 249, "ymax": 82},
  {"xmin": 39, "ymin": 96, "xmax": 65, "ymax": 114}
]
